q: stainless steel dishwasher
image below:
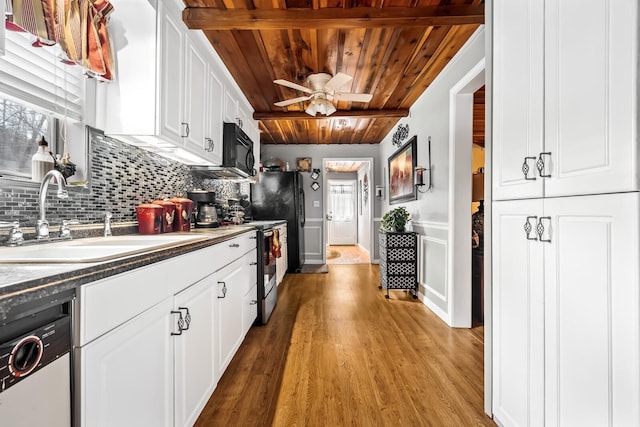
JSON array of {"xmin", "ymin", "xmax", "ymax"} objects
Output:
[{"xmin": 0, "ymin": 288, "xmax": 75, "ymax": 426}]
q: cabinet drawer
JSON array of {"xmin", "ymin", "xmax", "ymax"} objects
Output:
[
  {"xmin": 213, "ymin": 232, "xmax": 257, "ymax": 268},
  {"xmin": 78, "ymin": 245, "xmax": 220, "ymax": 346}
]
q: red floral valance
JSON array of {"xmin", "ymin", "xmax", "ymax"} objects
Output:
[{"xmin": 5, "ymin": 0, "xmax": 115, "ymax": 81}]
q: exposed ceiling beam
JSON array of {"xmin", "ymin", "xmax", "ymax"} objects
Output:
[
  {"xmin": 253, "ymin": 109, "xmax": 410, "ymax": 121},
  {"xmin": 183, "ymin": 6, "xmax": 484, "ymax": 31}
]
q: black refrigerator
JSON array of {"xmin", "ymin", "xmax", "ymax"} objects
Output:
[{"xmin": 250, "ymin": 171, "xmax": 305, "ymax": 272}]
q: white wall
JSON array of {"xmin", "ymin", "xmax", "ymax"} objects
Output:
[{"xmin": 379, "ymin": 27, "xmax": 486, "ymax": 324}]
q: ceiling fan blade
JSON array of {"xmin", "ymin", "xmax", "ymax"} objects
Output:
[
  {"xmin": 323, "ymin": 72, "xmax": 353, "ymax": 92},
  {"xmin": 273, "ymin": 79, "xmax": 312, "ymax": 94},
  {"xmin": 334, "ymin": 92, "xmax": 373, "ymax": 103},
  {"xmin": 274, "ymin": 96, "xmax": 312, "ymax": 107}
]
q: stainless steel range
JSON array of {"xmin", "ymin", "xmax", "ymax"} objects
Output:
[{"xmin": 242, "ymin": 220, "xmax": 284, "ymax": 324}]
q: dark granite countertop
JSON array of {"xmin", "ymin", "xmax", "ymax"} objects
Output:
[{"xmin": 0, "ymin": 225, "xmax": 256, "ymax": 323}]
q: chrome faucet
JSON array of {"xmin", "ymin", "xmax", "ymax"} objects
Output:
[
  {"xmin": 0, "ymin": 221, "xmax": 24, "ymax": 246},
  {"xmin": 37, "ymin": 169, "xmax": 69, "ymax": 240}
]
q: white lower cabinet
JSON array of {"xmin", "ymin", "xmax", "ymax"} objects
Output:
[
  {"xmin": 77, "ymin": 233, "xmax": 257, "ymax": 426},
  {"xmin": 80, "ymin": 298, "xmax": 175, "ymax": 427},
  {"xmin": 173, "ymin": 274, "xmax": 218, "ymax": 427},
  {"xmin": 216, "ymin": 250, "xmax": 256, "ymax": 377},
  {"xmin": 493, "ymin": 192, "xmax": 640, "ymax": 426},
  {"xmin": 242, "ymin": 284, "xmax": 258, "ymax": 336}
]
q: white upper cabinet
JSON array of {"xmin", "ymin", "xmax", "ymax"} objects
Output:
[
  {"xmin": 103, "ymin": 0, "xmax": 257, "ymax": 166},
  {"xmin": 158, "ymin": 1, "xmax": 185, "ymax": 142},
  {"xmin": 205, "ymin": 69, "xmax": 224, "ymax": 164},
  {"xmin": 493, "ymin": 0, "xmax": 639, "ymax": 200},
  {"xmin": 492, "ymin": 0, "xmax": 544, "ymax": 200},
  {"xmin": 543, "ymin": 0, "xmax": 639, "ymax": 197}
]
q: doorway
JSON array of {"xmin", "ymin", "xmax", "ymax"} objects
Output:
[{"xmin": 322, "ymin": 157, "xmax": 374, "ymax": 265}]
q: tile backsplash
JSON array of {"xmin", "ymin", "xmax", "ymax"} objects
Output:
[{"xmin": 0, "ymin": 129, "xmax": 243, "ymax": 227}]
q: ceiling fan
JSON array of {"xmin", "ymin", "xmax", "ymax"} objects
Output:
[{"xmin": 273, "ymin": 72, "xmax": 373, "ymax": 116}]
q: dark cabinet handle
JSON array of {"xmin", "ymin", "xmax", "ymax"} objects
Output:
[
  {"xmin": 250, "ymin": 262, "xmax": 258, "ymax": 266},
  {"xmin": 536, "ymin": 216, "xmax": 552, "ymax": 243},
  {"xmin": 218, "ymin": 282, "xmax": 227, "ymax": 299},
  {"xmin": 536, "ymin": 152, "xmax": 552, "ymax": 178},
  {"xmin": 178, "ymin": 307, "xmax": 191, "ymax": 331},
  {"xmin": 524, "ymin": 216, "xmax": 538, "ymax": 240},
  {"xmin": 171, "ymin": 310, "xmax": 184, "ymax": 336},
  {"xmin": 181, "ymin": 122, "xmax": 190, "ymax": 138},
  {"xmin": 522, "ymin": 157, "xmax": 537, "ymax": 180},
  {"xmin": 205, "ymin": 138, "xmax": 214, "ymax": 152},
  {"xmin": 229, "ymin": 243, "xmax": 240, "ymax": 248},
  {"xmin": 250, "ymin": 300, "xmax": 258, "ymax": 305}
]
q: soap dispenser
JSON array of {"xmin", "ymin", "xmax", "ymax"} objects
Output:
[{"xmin": 31, "ymin": 136, "xmax": 54, "ymax": 182}]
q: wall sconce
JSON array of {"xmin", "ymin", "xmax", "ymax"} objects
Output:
[
  {"xmin": 375, "ymin": 184, "xmax": 384, "ymax": 200},
  {"xmin": 415, "ymin": 136, "xmax": 432, "ymax": 193}
]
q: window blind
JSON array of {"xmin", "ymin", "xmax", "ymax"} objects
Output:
[{"xmin": 0, "ymin": 28, "xmax": 84, "ymax": 120}]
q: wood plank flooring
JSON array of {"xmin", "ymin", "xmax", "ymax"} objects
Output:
[
  {"xmin": 196, "ymin": 264, "xmax": 493, "ymax": 427},
  {"xmin": 326, "ymin": 245, "xmax": 370, "ymax": 264}
]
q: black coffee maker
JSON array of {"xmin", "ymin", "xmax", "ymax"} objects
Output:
[{"xmin": 187, "ymin": 190, "xmax": 220, "ymax": 228}]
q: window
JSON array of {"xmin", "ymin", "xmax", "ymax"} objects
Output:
[
  {"xmin": 0, "ymin": 21, "xmax": 86, "ymax": 183},
  {"xmin": 0, "ymin": 97, "xmax": 57, "ymax": 178}
]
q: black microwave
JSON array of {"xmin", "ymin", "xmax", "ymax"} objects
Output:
[{"xmin": 221, "ymin": 122, "xmax": 256, "ymax": 178}]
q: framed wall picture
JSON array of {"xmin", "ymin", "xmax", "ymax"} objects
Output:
[
  {"xmin": 296, "ymin": 157, "xmax": 312, "ymax": 172},
  {"xmin": 310, "ymin": 168, "xmax": 320, "ymax": 180},
  {"xmin": 388, "ymin": 136, "xmax": 417, "ymax": 204}
]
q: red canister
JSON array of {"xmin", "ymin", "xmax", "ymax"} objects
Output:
[
  {"xmin": 152, "ymin": 199, "xmax": 176, "ymax": 233},
  {"xmin": 168, "ymin": 197, "xmax": 194, "ymax": 232},
  {"xmin": 136, "ymin": 204, "xmax": 163, "ymax": 234}
]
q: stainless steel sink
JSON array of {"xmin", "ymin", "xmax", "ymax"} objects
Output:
[{"xmin": 0, "ymin": 234, "xmax": 210, "ymax": 264}]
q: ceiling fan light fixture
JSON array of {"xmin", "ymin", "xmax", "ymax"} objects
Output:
[{"xmin": 305, "ymin": 98, "xmax": 336, "ymax": 117}]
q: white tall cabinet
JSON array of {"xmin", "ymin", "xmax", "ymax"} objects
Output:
[{"xmin": 492, "ymin": 1, "xmax": 640, "ymax": 426}]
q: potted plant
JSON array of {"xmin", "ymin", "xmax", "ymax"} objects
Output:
[{"xmin": 380, "ymin": 206, "xmax": 411, "ymax": 232}]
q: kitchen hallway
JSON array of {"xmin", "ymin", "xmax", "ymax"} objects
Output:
[{"xmin": 196, "ymin": 264, "xmax": 493, "ymax": 426}]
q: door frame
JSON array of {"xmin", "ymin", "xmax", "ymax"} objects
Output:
[
  {"xmin": 322, "ymin": 157, "xmax": 375, "ymax": 264},
  {"xmin": 448, "ymin": 56, "xmax": 492, "ymax": 415}
]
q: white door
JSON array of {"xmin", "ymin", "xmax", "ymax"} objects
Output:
[
  {"xmin": 81, "ymin": 298, "xmax": 174, "ymax": 427},
  {"xmin": 492, "ymin": 199, "xmax": 545, "ymax": 427},
  {"xmin": 327, "ymin": 180, "xmax": 357, "ymax": 245},
  {"xmin": 174, "ymin": 274, "xmax": 218, "ymax": 427},
  {"xmin": 543, "ymin": 192, "xmax": 640, "ymax": 426}
]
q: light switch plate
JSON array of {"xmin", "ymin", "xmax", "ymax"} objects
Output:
[{"xmin": 313, "ymin": 200, "xmax": 320, "ymax": 207}]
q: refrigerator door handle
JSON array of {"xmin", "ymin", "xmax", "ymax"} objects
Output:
[{"xmin": 300, "ymin": 187, "xmax": 306, "ymax": 228}]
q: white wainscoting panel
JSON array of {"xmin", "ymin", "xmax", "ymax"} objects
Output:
[{"xmin": 303, "ymin": 218, "xmax": 323, "ymax": 263}]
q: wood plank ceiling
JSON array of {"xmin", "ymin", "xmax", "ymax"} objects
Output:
[{"xmin": 182, "ymin": 0, "xmax": 484, "ymax": 145}]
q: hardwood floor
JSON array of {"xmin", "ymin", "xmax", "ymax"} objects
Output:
[
  {"xmin": 326, "ymin": 245, "xmax": 370, "ymax": 264},
  {"xmin": 196, "ymin": 264, "xmax": 494, "ymax": 427}
]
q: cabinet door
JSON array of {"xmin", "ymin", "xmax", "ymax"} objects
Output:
[
  {"xmin": 492, "ymin": 0, "xmax": 544, "ymax": 200},
  {"xmin": 206, "ymin": 69, "xmax": 224, "ymax": 165},
  {"xmin": 242, "ymin": 284, "xmax": 258, "ymax": 336},
  {"xmin": 224, "ymin": 90, "xmax": 238, "ymax": 123},
  {"xmin": 174, "ymin": 274, "xmax": 218, "ymax": 427},
  {"xmin": 492, "ymin": 199, "xmax": 544, "ymax": 427},
  {"xmin": 159, "ymin": 1, "xmax": 186, "ymax": 141},
  {"xmin": 183, "ymin": 40, "xmax": 208, "ymax": 153},
  {"xmin": 543, "ymin": 193, "xmax": 640, "ymax": 426},
  {"xmin": 81, "ymin": 298, "xmax": 174, "ymax": 427},
  {"xmin": 216, "ymin": 259, "xmax": 245, "ymax": 377},
  {"xmin": 544, "ymin": 0, "xmax": 639, "ymax": 197}
]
